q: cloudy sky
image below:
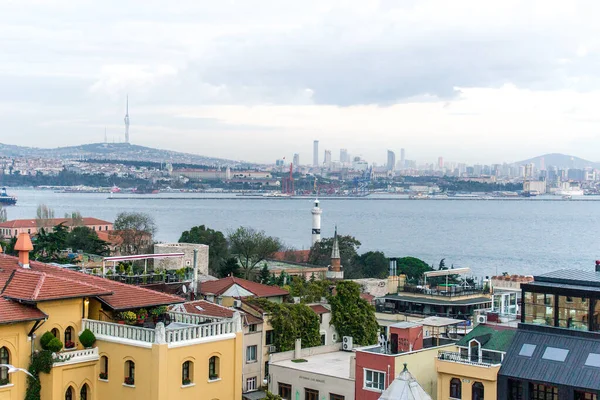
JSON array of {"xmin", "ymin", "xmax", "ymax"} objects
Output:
[{"xmin": 2, "ymin": 0, "xmax": 600, "ymax": 164}]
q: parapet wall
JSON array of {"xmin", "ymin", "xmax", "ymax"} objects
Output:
[{"xmin": 153, "ymin": 243, "xmax": 209, "ymax": 274}]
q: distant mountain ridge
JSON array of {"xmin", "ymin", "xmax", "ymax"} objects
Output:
[
  {"xmin": 0, "ymin": 142, "xmax": 242, "ymax": 166},
  {"xmin": 514, "ymin": 153, "xmax": 600, "ymax": 169}
]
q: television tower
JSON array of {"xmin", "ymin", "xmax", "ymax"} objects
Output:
[
  {"xmin": 311, "ymin": 199, "xmax": 322, "ymax": 245},
  {"xmin": 124, "ymin": 95, "xmax": 130, "ymax": 144}
]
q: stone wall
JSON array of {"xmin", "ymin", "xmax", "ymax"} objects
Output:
[{"xmin": 153, "ymin": 243, "xmax": 209, "ymax": 274}]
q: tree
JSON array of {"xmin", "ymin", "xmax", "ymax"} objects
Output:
[
  {"xmin": 228, "ymin": 227, "xmax": 281, "ymax": 279},
  {"xmin": 355, "ymin": 251, "xmax": 389, "ymax": 279},
  {"xmin": 65, "ymin": 226, "xmax": 109, "ymax": 256},
  {"xmin": 396, "ymin": 257, "xmax": 432, "ymax": 281},
  {"xmin": 32, "ymin": 223, "xmax": 70, "ymax": 263},
  {"xmin": 258, "ymin": 263, "xmax": 270, "ymax": 284},
  {"xmin": 36, "ymin": 204, "xmax": 55, "ymax": 228},
  {"xmin": 0, "ymin": 205, "xmax": 6, "ymax": 223},
  {"xmin": 114, "ymin": 212, "xmax": 157, "ymax": 255},
  {"xmin": 65, "ymin": 211, "xmax": 83, "ymax": 227},
  {"xmin": 218, "ymin": 257, "xmax": 241, "ymax": 278},
  {"xmin": 179, "ymin": 225, "xmax": 229, "ymax": 275},
  {"xmin": 328, "ymin": 281, "xmax": 378, "ymax": 346},
  {"xmin": 308, "ymin": 235, "xmax": 361, "ymax": 272},
  {"xmin": 438, "ymin": 258, "xmax": 446, "ymax": 270},
  {"xmin": 265, "ymin": 392, "xmax": 283, "ymax": 400}
]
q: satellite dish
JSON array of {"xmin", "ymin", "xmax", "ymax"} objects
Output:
[{"xmin": 182, "ymin": 285, "xmax": 187, "ymax": 294}]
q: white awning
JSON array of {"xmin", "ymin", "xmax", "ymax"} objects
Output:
[{"xmin": 423, "ymin": 267, "xmax": 471, "ymax": 277}]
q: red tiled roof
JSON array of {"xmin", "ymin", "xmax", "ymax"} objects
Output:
[
  {"xmin": 173, "ymin": 300, "xmax": 235, "ymax": 319},
  {"xmin": 0, "ymin": 297, "xmax": 46, "ymax": 324},
  {"xmin": 2, "ymin": 269, "xmax": 112, "ymax": 301},
  {"xmin": 200, "ymin": 276, "xmax": 288, "ymax": 298},
  {"xmin": 244, "ymin": 313, "xmax": 263, "ymax": 325},
  {"xmin": 0, "ymin": 254, "xmax": 184, "ymax": 311},
  {"xmin": 309, "ymin": 304, "xmax": 330, "ymax": 314},
  {"xmin": 271, "ymin": 250, "xmax": 311, "ymax": 263},
  {"xmin": 0, "ymin": 217, "xmax": 113, "ymax": 229}
]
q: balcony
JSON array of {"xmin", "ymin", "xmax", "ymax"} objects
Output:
[
  {"xmin": 83, "ymin": 312, "xmax": 240, "ymax": 348},
  {"xmin": 53, "ymin": 347, "xmax": 100, "ymax": 366},
  {"xmin": 437, "ymin": 351, "xmax": 501, "ymax": 368},
  {"xmin": 403, "ymin": 284, "xmax": 487, "ymax": 298}
]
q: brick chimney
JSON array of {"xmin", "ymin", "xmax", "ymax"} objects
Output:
[
  {"xmin": 330, "ymin": 226, "xmax": 341, "ymax": 272},
  {"xmin": 15, "ymin": 233, "xmax": 33, "ymax": 269}
]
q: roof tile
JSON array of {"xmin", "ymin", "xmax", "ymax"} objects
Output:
[{"xmin": 200, "ymin": 276, "xmax": 288, "ymax": 298}]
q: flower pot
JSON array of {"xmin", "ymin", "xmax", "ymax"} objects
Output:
[{"xmin": 118, "ymin": 321, "xmax": 125, "ymax": 325}]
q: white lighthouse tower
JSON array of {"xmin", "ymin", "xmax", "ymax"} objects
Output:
[{"xmin": 311, "ymin": 199, "xmax": 322, "ymax": 246}]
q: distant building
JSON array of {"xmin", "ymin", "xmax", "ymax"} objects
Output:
[
  {"xmin": 313, "ymin": 140, "xmax": 319, "ymax": 167},
  {"xmin": 0, "ymin": 217, "xmax": 113, "ymax": 240},
  {"xmin": 153, "ymin": 242, "xmax": 209, "ymax": 273},
  {"xmin": 262, "ymin": 259, "xmax": 328, "ymax": 281},
  {"xmin": 199, "ymin": 276, "xmax": 288, "ymax": 306},
  {"xmin": 324, "ymin": 150, "xmax": 332, "ymax": 167},
  {"xmin": 387, "ymin": 150, "xmax": 396, "ymax": 171},
  {"xmin": 400, "ymin": 148, "xmax": 406, "ymax": 168},
  {"xmin": 340, "ymin": 148, "xmax": 348, "ymax": 164},
  {"xmin": 438, "ymin": 157, "xmax": 444, "ymax": 170},
  {"xmin": 292, "ymin": 153, "xmax": 300, "ymax": 168}
]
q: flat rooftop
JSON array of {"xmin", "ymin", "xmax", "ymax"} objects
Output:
[
  {"xmin": 271, "ymin": 351, "xmax": 354, "ymax": 380},
  {"xmin": 263, "ymin": 260, "xmax": 326, "ymax": 271},
  {"xmin": 380, "ymin": 294, "xmax": 491, "ymax": 306}
]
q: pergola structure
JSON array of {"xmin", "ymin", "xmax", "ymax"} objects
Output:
[
  {"xmin": 102, "ymin": 253, "xmax": 185, "ymax": 274},
  {"xmin": 423, "ymin": 267, "xmax": 472, "ymax": 288}
]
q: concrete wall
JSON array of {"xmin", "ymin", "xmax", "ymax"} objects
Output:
[
  {"xmin": 319, "ymin": 311, "xmax": 338, "ymax": 345},
  {"xmin": 243, "ymin": 324, "xmax": 264, "ymax": 392},
  {"xmin": 153, "ymin": 243, "xmax": 209, "ymax": 273}
]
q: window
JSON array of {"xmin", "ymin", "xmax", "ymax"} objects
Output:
[
  {"xmin": 330, "ymin": 394, "xmax": 345, "ymax": 400},
  {"xmin": 99, "ymin": 226, "xmax": 102, "ymax": 231},
  {"xmin": 105, "ymin": 226, "xmax": 108, "ymax": 231},
  {"xmin": 209, "ymin": 356, "xmax": 220, "ymax": 380},
  {"xmin": 279, "ymin": 383, "xmax": 292, "ymax": 400},
  {"xmin": 305, "ymin": 388, "xmax": 319, "ymax": 400},
  {"xmin": 266, "ymin": 330, "xmax": 275, "ymax": 345},
  {"xmin": 51, "ymin": 328, "xmax": 59, "ymax": 338},
  {"xmin": 264, "ymin": 361, "xmax": 269, "ymax": 379},
  {"xmin": 585, "ymin": 353, "xmax": 600, "ymax": 367},
  {"xmin": 524, "ymin": 292, "xmax": 554, "ymax": 326},
  {"xmin": 124, "ymin": 360, "xmax": 135, "ymax": 385},
  {"xmin": 64, "ymin": 326, "xmax": 74, "ymax": 348},
  {"xmin": 321, "ymin": 334, "xmax": 326, "ymax": 345},
  {"xmin": 246, "ymin": 377, "xmax": 257, "ymax": 391},
  {"xmin": 0, "ymin": 347, "xmax": 9, "ymax": 384},
  {"xmin": 530, "ymin": 383, "xmax": 558, "ymax": 400},
  {"xmin": 575, "ymin": 391, "xmax": 598, "ymax": 400},
  {"xmin": 542, "ymin": 347, "xmax": 569, "ymax": 362},
  {"xmin": 248, "ymin": 324, "xmax": 257, "ymax": 332},
  {"xmin": 100, "ymin": 355, "xmax": 109, "ymax": 380},
  {"xmin": 508, "ymin": 379, "xmax": 523, "ymax": 400},
  {"xmin": 364, "ymin": 369, "xmax": 385, "ymax": 391},
  {"xmin": 519, "ymin": 344, "xmax": 536, "ymax": 357},
  {"xmin": 450, "ymin": 378, "xmax": 462, "ymax": 399},
  {"xmin": 558, "ymin": 295, "xmax": 588, "ymax": 330},
  {"xmin": 65, "ymin": 386, "xmax": 74, "ymax": 400},
  {"xmin": 80, "ymin": 384, "xmax": 89, "ymax": 400},
  {"xmin": 472, "ymin": 382, "xmax": 484, "ymax": 400},
  {"xmin": 246, "ymin": 345, "xmax": 257, "ymax": 363},
  {"xmin": 182, "ymin": 361, "xmax": 193, "ymax": 385}
]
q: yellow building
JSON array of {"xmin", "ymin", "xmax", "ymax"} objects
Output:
[
  {"xmin": 0, "ymin": 233, "xmax": 243, "ymax": 400},
  {"xmin": 436, "ymin": 324, "xmax": 515, "ymax": 400}
]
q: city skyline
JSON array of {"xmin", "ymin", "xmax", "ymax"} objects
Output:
[{"xmin": 3, "ymin": 1, "xmax": 600, "ymax": 164}]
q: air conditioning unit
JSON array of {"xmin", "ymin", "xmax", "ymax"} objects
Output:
[
  {"xmin": 267, "ymin": 345, "xmax": 277, "ymax": 354},
  {"xmin": 233, "ymin": 299, "xmax": 242, "ymax": 308},
  {"xmin": 342, "ymin": 336, "xmax": 353, "ymax": 351},
  {"xmin": 477, "ymin": 315, "xmax": 487, "ymax": 324}
]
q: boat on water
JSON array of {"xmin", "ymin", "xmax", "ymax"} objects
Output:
[
  {"xmin": 562, "ymin": 195, "xmax": 572, "ymax": 200},
  {"xmin": 409, "ymin": 193, "xmax": 431, "ymax": 199},
  {"xmin": 0, "ymin": 187, "xmax": 17, "ymax": 206},
  {"xmin": 262, "ymin": 192, "xmax": 291, "ymax": 198},
  {"xmin": 556, "ymin": 189, "xmax": 585, "ymax": 196},
  {"xmin": 111, "ymin": 185, "xmax": 121, "ymax": 193}
]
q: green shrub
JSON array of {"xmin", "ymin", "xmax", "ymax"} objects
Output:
[
  {"xmin": 39, "ymin": 331, "xmax": 55, "ymax": 351},
  {"xmin": 79, "ymin": 329, "xmax": 96, "ymax": 348},
  {"xmin": 46, "ymin": 338, "xmax": 63, "ymax": 353}
]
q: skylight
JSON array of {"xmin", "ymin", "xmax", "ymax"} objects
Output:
[
  {"xmin": 542, "ymin": 347, "xmax": 569, "ymax": 362},
  {"xmin": 585, "ymin": 353, "xmax": 600, "ymax": 367},
  {"xmin": 519, "ymin": 343, "xmax": 536, "ymax": 357}
]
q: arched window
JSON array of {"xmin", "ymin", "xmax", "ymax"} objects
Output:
[
  {"xmin": 209, "ymin": 356, "xmax": 220, "ymax": 380},
  {"xmin": 64, "ymin": 327, "xmax": 74, "ymax": 349},
  {"xmin": 100, "ymin": 356, "xmax": 109, "ymax": 380},
  {"xmin": 182, "ymin": 361, "xmax": 193, "ymax": 385},
  {"xmin": 472, "ymin": 382, "xmax": 484, "ymax": 400},
  {"xmin": 450, "ymin": 378, "xmax": 462, "ymax": 399},
  {"xmin": 80, "ymin": 383, "xmax": 89, "ymax": 400},
  {"xmin": 65, "ymin": 386, "xmax": 74, "ymax": 400},
  {"xmin": 0, "ymin": 347, "xmax": 10, "ymax": 384},
  {"xmin": 51, "ymin": 328, "xmax": 59, "ymax": 338},
  {"xmin": 124, "ymin": 360, "xmax": 135, "ymax": 385}
]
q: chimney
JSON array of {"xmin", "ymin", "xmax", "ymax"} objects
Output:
[
  {"xmin": 294, "ymin": 339, "xmax": 302, "ymax": 360},
  {"xmin": 15, "ymin": 233, "xmax": 33, "ymax": 269},
  {"xmin": 596, "ymin": 260, "xmax": 600, "ymax": 272}
]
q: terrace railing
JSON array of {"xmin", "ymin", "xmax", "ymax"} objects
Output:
[{"xmin": 437, "ymin": 351, "xmax": 501, "ymax": 367}]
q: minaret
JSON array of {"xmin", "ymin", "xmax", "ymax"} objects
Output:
[
  {"xmin": 311, "ymin": 199, "xmax": 322, "ymax": 246},
  {"xmin": 124, "ymin": 95, "xmax": 130, "ymax": 144},
  {"xmin": 327, "ymin": 226, "xmax": 344, "ymax": 279}
]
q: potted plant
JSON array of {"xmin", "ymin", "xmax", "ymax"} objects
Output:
[
  {"xmin": 47, "ymin": 337, "xmax": 63, "ymax": 353},
  {"xmin": 79, "ymin": 329, "xmax": 96, "ymax": 348},
  {"xmin": 0, "ymin": 378, "xmax": 9, "ymax": 386},
  {"xmin": 122, "ymin": 311, "xmax": 137, "ymax": 325},
  {"xmin": 182, "ymin": 378, "xmax": 191, "ymax": 385},
  {"xmin": 65, "ymin": 340, "xmax": 76, "ymax": 349},
  {"xmin": 99, "ymin": 372, "xmax": 108, "ymax": 380},
  {"xmin": 151, "ymin": 306, "xmax": 168, "ymax": 323},
  {"xmin": 124, "ymin": 376, "xmax": 135, "ymax": 385},
  {"xmin": 40, "ymin": 331, "xmax": 56, "ymax": 350},
  {"xmin": 137, "ymin": 309, "xmax": 148, "ymax": 325}
]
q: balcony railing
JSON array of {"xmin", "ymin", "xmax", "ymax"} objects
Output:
[
  {"xmin": 83, "ymin": 316, "xmax": 239, "ymax": 347},
  {"xmin": 437, "ymin": 351, "xmax": 501, "ymax": 367},
  {"xmin": 403, "ymin": 284, "xmax": 487, "ymax": 298},
  {"xmin": 53, "ymin": 347, "xmax": 100, "ymax": 366},
  {"xmin": 168, "ymin": 310, "xmax": 224, "ymax": 325}
]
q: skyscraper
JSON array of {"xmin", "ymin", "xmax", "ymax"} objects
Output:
[
  {"xmin": 293, "ymin": 153, "xmax": 300, "ymax": 168},
  {"xmin": 400, "ymin": 148, "xmax": 405, "ymax": 168},
  {"xmin": 313, "ymin": 140, "xmax": 319, "ymax": 167},
  {"xmin": 387, "ymin": 150, "xmax": 396, "ymax": 171},
  {"xmin": 324, "ymin": 150, "xmax": 332, "ymax": 166},
  {"xmin": 438, "ymin": 156, "xmax": 444, "ymax": 170},
  {"xmin": 340, "ymin": 149, "xmax": 348, "ymax": 164},
  {"xmin": 124, "ymin": 95, "xmax": 130, "ymax": 144}
]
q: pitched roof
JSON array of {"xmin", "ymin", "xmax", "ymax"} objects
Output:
[
  {"xmin": 200, "ymin": 276, "xmax": 288, "ymax": 298},
  {"xmin": 379, "ymin": 364, "xmax": 432, "ymax": 400},
  {"xmin": 0, "ymin": 254, "xmax": 184, "ymax": 311},
  {"xmin": 2, "ymin": 269, "xmax": 112, "ymax": 301},
  {"xmin": 170, "ymin": 300, "xmax": 263, "ymax": 325},
  {"xmin": 0, "ymin": 217, "xmax": 113, "ymax": 229},
  {"xmin": 0, "ymin": 297, "xmax": 46, "ymax": 325},
  {"xmin": 456, "ymin": 324, "xmax": 516, "ymax": 352},
  {"xmin": 309, "ymin": 304, "xmax": 330, "ymax": 314},
  {"xmin": 271, "ymin": 250, "xmax": 310, "ymax": 263}
]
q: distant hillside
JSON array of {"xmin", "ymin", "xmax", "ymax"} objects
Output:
[
  {"xmin": 514, "ymin": 153, "xmax": 600, "ymax": 169},
  {"xmin": 0, "ymin": 142, "xmax": 243, "ymax": 166}
]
